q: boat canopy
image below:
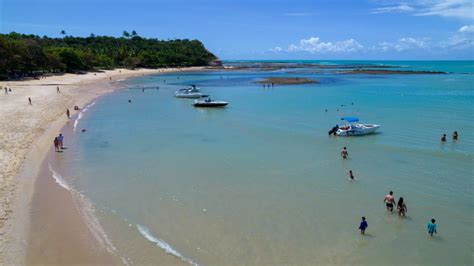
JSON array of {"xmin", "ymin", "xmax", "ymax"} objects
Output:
[{"xmin": 341, "ymin": 117, "xmax": 359, "ymax": 123}]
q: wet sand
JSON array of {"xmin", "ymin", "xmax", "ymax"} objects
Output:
[{"xmin": 25, "ymin": 149, "xmax": 122, "ymax": 265}]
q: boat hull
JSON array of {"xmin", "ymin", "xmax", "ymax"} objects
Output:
[
  {"xmin": 336, "ymin": 124, "xmax": 380, "ymax": 136},
  {"xmin": 175, "ymin": 93, "xmax": 203, "ymax": 99},
  {"xmin": 193, "ymin": 101, "xmax": 228, "ymax": 107}
]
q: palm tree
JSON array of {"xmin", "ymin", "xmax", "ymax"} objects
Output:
[
  {"xmin": 122, "ymin": 31, "xmax": 130, "ymax": 38},
  {"xmin": 131, "ymin": 30, "xmax": 138, "ymax": 37},
  {"xmin": 90, "ymin": 33, "xmax": 96, "ymax": 38},
  {"xmin": 60, "ymin": 30, "xmax": 66, "ymax": 37}
]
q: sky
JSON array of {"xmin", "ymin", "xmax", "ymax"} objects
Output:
[{"xmin": 0, "ymin": 0, "xmax": 473, "ymax": 60}]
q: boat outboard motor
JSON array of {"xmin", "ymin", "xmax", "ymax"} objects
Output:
[{"xmin": 328, "ymin": 125, "xmax": 339, "ymax": 135}]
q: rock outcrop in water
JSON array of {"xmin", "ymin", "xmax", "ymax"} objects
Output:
[
  {"xmin": 343, "ymin": 69, "xmax": 447, "ymax": 75},
  {"xmin": 256, "ymin": 77, "xmax": 318, "ymax": 85}
]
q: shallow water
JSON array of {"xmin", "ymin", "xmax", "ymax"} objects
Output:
[{"xmin": 56, "ymin": 61, "xmax": 473, "ymax": 265}]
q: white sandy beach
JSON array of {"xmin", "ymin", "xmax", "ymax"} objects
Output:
[{"xmin": 0, "ymin": 67, "xmax": 203, "ymax": 264}]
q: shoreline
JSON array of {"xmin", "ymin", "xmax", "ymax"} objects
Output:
[{"xmin": 0, "ymin": 67, "xmax": 204, "ymax": 264}]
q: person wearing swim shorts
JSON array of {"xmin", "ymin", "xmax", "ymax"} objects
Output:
[
  {"xmin": 341, "ymin": 147, "xmax": 348, "ymax": 159},
  {"xmin": 384, "ymin": 191, "xmax": 395, "ymax": 212}
]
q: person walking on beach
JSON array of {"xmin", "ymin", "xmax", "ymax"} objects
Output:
[
  {"xmin": 28, "ymin": 97, "xmax": 32, "ymax": 105},
  {"xmin": 4, "ymin": 87, "xmax": 7, "ymax": 94},
  {"xmin": 348, "ymin": 170, "xmax": 355, "ymax": 180},
  {"xmin": 441, "ymin": 134, "xmax": 446, "ymax": 142},
  {"xmin": 358, "ymin": 217, "xmax": 368, "ymax": 235},
  {"xmin": 66, "ymin": 108, "xmax": 70, "ymax": 119},
  {"xmin": 397, "ymin": 197, "xmax": 407, "ymax": 216},
  {"xmin": 341, "ymin": 147, "xmax": 348, "ymax": 159},
  {"xmin": 384, "ymin": 191, "xmax": 396, "ymax": 212},
  {"xmin": 453, "ymin": 131, "xmax": 458, "ymax": 140},
  {"xmin": 58, "ymin": 133, "xmax": 64, "ymax": 149},
  {"xmin": 427, "ymin": 219, "xmax": 437, "ymax": 236},
  {"xmin": 57, "ymin": 86, "xmax": 60, "ymax": 93},
  {"xmin": 53, "ymin": 137, "xmax": 60, "ymax": 152}
]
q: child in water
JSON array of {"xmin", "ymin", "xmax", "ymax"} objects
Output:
[
  {"xmin": 341, "ymin": 147, "xmax": 348, "ymax": 159},
  {"xmin": 441, "ymin": 134, "xmax": 446, "ymax": 142},
  {"xmin": 453, "ymin": 131, "xmax": 458, "ymax": 140},
  {"xmin": 427, "ymin": 219, "xmax": 437, "ymax": 236},
  {"xmin": 359, "ymin": 217, "xmax": 368, "ymax": 235}
]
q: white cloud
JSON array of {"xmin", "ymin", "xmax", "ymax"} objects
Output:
[
  {"xmin": 270, "ymin": 34, "xmax": 472, "ymax": 55},
  {"xmin": 415, "ymin": 0, "xmax": 473, "ymax": 20},
  {"xmin": 375, "ymin": 37, "xmax": 428, "ymax": 51},
  {"xmin": 459, "ymin": 25, "xmax": 474, "ymax": 33},
  {"xmin": 282, "ymin": 37, "xmax": 363, "ymax": 53},
  {"xmin": 269, "ymin": 46, "xmax": 283, "ymax": 52},
  {"xmin": 371, "ymin": 0, "xmax": 474, "ymax": 20},
  {"xmin": 439, "ymin": 34, "xmax": 473, "ymax": 49},
  {"xmin": 370, "ymin": 4, "xmax": 415, "ymax": 14}
]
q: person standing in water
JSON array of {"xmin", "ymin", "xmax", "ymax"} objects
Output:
[
  {"xmin": 358, "ymin": 217, "xmax": 368, "ymax": 235},
  {"xmin": 58, "ymin": 133, "xmax": 64, "ymax": 149},
  {"xmin": 427, "ymin": 219, "xmax": 437, "ymax": 236},
  {"xmin": 441, "ymin": 134, "xmax": 446, "ymax": 142},
  {"xmin": 341, "ymin": 147, "xmax": 348, "ymax": 159},
  {"xmin": 397, "ymin": 197, "xmax": 407, "ymax": 216},
  {"xmin": 384, "ymin": 191, "xmax": 396, "ymax": 212},
  {"xmin": 53, "ymin": 137, "xmax": 60, "ymax": 152},
  {"xmin": 348, "ymin": 170, "xmax": 355, "ymax": 180},
  {"xmin": 452, "ymin": 131, "xmax": 458, "ymax": 140}
]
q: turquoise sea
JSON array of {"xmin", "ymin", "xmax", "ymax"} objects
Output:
[{"xmin": 51, "ymin": 61, "xmax": 473, "ymax": 265}]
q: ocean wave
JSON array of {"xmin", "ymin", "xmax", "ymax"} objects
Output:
[
  {"xmin": 136, "ymin": 224, "xmax": 199, "ymax": 266},
  {"xmin": 48, "ymin": 163, "xmax": 71, "ymax": 190},
  {"xmin": 48, "ymin": 163, "xmax": 128, "ymax": 265},
  {"xmin": 73, "ymin": 101, "xmax": 96, "ymax": 132}
]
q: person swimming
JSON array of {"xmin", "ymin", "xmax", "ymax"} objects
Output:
[
  {"xmin": 359, "ymin": 217, "xmax": 368, "ymax": 235},
  {"xmin": 348, "ymin": 170, "xmax": 355, "ymax": 180},
  {"xmin": 341, "ymin": 147, "xmax": 348, "ymax": 159},
  {"xmin": 397, "ymin": 197, "xmax": 407, "ymax": 216},
  {"xmin": 384, "ymin": 191, "xmax": 396, "ymax": 212},
  {"xmin": 453, "ymin": 131, "xmax": 458, "ymax": 140},
  {"xmin": 427, "ymin": 219, "xmax": 437, "ymax": 236},
  {"xmin": 441, "ymin": 134, "xmax": 446, "ymax": 142}
]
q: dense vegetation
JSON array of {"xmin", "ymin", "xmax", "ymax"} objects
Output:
[{"xmin": 0, "ymin": 31, "xmax": 217, "ymax": 80}]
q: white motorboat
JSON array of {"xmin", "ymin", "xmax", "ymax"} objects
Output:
[
  {"xmin": 193, "ymin": 97, "xmax": 228, "ymax": 107},
  {"xmin": 175, "ymin": 85, "xmax": 203, "ymax": 98},
  {"xmin": 335, "ymin": 117, "xmax": 380, "ymax": 136}
]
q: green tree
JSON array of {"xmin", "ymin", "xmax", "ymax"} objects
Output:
[
  {"xmin": 58, "ymin": 48, "xmax": 83, "ymax": 72},
  {"xmin": 0, "ymin": 32, "xmax": 217, "ymax": 79},
  {"xmin": 122, "ymin": 31, "xmax": 130, "ymax": 38}
]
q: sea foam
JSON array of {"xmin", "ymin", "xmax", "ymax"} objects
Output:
[
  {"xmin": 136, "ymin": 224, "xmax": 198, "ymax": 266},
  {"xmin": 48, "ymin": 163, "xmax": 128, "ymax": 265},
  {"xmin": 73, "ymin": 101, "xmax": 96, "ymax": 132}
]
